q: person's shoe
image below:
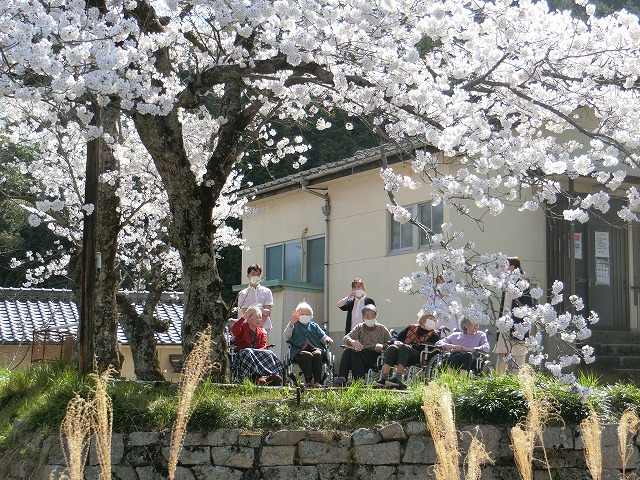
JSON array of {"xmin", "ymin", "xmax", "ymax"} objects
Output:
[
  {"xmin": 374, "ymin": 377, "xmax": 388, "ymax": 388},
  {"xmin": 312, "ymin": 381, "xmax": 323, "ymax": 388},
  {"xmin": 332, "ymin": 377, "xmax": 346, "ymax": 387},
  {"xmin": 385, "ymin": 376, "xmax": 407, "ymax": 390},
  {"xmin": 265, "ymin": 374, "xmax": 283, "ymax": 386},
  {"xmin": 255, "ymin": 376, "xmax": 267, "ymax": 385}
]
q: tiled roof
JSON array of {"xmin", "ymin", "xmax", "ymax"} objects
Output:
[{"xmin": 0, "ymin": 288, "xmax": 183, "ymax": 345}]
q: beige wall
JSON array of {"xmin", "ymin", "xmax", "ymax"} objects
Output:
[
  {"xmin": 242, "ymin": 162, "xmax": 547, "ymax": 345},
  {"xmin": 0, "ymin": 343, "xmax": 185, "ymax": 382}
]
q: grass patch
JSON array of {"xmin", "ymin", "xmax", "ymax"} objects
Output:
[{"xmin": 0, "ymin": 363, "xmax": 639, "ymax": 462}]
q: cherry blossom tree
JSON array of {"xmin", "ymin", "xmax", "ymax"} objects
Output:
[{"xmin": 1, "ymin": 0, "xmax": 639, "ymax": 385}]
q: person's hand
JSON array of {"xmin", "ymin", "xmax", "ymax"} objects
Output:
[
  {"xmin": 290, "ymin": 309, "xmax": 300, "ymax": 325},
  {"xmin": 325, "ymin": 337, "xmax": 334, "ymax": 344},
  {"xmin": 375, "ymin": 343, "xmax": 383, "ymax": 352},
  {"xmin": 394, "ymin": 340, "xmax": 403, "ymax": 346},
  {"xmin": 351, "ymin": 340, "xmax": 363, "ymax": 352},
  {"xmin": 348, "ymin": 290, "xmax": 356, "ymax": 299}
]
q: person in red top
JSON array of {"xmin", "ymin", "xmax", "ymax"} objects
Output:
[{"xmin": 229, "ymin": 306, "xmax": 283, "ymax": 385}]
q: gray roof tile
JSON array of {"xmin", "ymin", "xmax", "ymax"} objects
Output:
[{"xmin": 0, "ymin": 288, "xmax": 183, "ymax": 345}]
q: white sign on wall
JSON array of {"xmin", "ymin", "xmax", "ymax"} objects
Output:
[{"xmin": 594, "ymin": 231, "xmax": 610, "ymax": 258}]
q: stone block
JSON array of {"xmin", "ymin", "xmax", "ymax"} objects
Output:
[
  {"xmin": 459, "ymin": 425, "xmax": 503, "ymax": 463},
  {"xmin": 238, "ymin": 432, "xmax": 263, "ymax": 448},
  {"xmin": 533, "ymin": 448, "xmax": 585, "ymax": 468},
  {"xmin": 205, "ymin": 428, "xmax": 241, "ymax": 446},
  {"xmin": 45, "ymin": 435, "xmax": 65, "ymax": 465},
  {"xmin": 182, "ymin": 431, "xmax": 210, "ymax": 446},
  {"xmin": 602, "ymin": 444, "xmax": 640, "ymax": 469},
  {"xmin": 261, "ymin": 465, "xmax": 319, "ymax": 479},
  {"xmin": 210, "ymin": 446, "xmax": 255, "ymax": 469},
  {"xmin": 575, "ymin": 423, "xmax": 619, "ymax": 450},
  {"xmin": 396, "ymin": 464, "xmax": 436, "ymax": 479},
  {"xmin": 128, "ymin": 431, "xmax": 160, "ymax": 447},
  {"xmin": 351, "ymin": 428, "xmax": 382, "ymax": 446},
  {"xmin": 191, "ymin": 465, "xmax": 244, "ymax": 480},
  {"xmin": 85, "ymin": 464, "xmax": 139, "ymax": 480},
  {"xmin": 161, "ymin": 445, "xmax": 210, "ymax": 466},
  {"xmin": 298, "ymin": 440, "xmax": 351, "ymax": 464},
  {"xmin": 378, "ymin": 422, "xmax": 407, "ymax": 441},
  {"xmin": 136, "ymin": 465, "xmax": 164, "ymax": 480},
  {"xmin": 266, "ymin": 429, "xmax": 309, "ymax": 446},
  {"xmin": 259, "ymin": 445, "xmax": 296, "ymax": 466},
  {"xmin": 541, "ymin": 426, "xmax": 573, "ymax": 449},
  {"xmin": 318, "ymin": 463, "xmax": 396, "ymax": 479},
  {"xmin": 37, "ymin": 465, "xmax": 67, "ymax": 480},
  {"xmin": 353, "ymin": 441, "xmax": 401, "ymax": 465},
  {"xmin": 404, "ymin": 421, "xmax": 427, "ymax": 436},
  {"xmin": 89, "ymin": 432, "xmax": 125, "ymax": 465},
  {"xmin": 402, "ymin": 435, "xmax": 437, "ymax": 464},
  {"xmin": 308, "ymin": 431, "xmax": 350, "ymax": 446},
  {"xmin": 124, "ymin": 445, "xmax": 161, "ymax": 467}
]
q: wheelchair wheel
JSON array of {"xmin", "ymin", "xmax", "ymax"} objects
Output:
[
  {"xmin": 425, "ymin": 353, "xmax": 443, "ymax": 380},
  {"xmin": 479, "ymin": 359, "xmax": 494, "ymax": 377}
]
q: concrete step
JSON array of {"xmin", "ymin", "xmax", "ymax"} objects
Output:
[
  {"xmin": 590, "ymin": 330, "xmax": 640, "ymax": 344},
  {"xmin": 595, "ymin": 344, "xmax": 640, "ymax": 356}
]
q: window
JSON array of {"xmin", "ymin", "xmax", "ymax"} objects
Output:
[
  {"xmin": 389, "ymin": 202, "xmax": 443, "ymax": 253},
  {"xmin": 265, "ymin": 236, "xmax": 325, "ymax": 285}
]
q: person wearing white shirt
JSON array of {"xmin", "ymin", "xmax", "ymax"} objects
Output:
[{"xmin": 237, "ymin": 264, "xmax": 274, "ymax": 332}]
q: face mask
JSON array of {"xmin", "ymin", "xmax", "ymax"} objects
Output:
[
  {"xmin": 425, "ymin": 319, "xmax": 436, "ymax": 330},
  {"xmin": 364, "ymin": 319, "xmax": 377, "ymax": 327},
  {"xmin": 354, "ymin": 289, "xmax": 364, "ymax": 297},
  {"xmin": 298, "ymin": 315, "xmax": 311, "ymax": 325},
  {"xmin": 250, "ymin": 275, "xmax": 261, "ymax": 284}
]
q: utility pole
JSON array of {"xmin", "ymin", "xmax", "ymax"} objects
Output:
[{"xmin": 79, "ymin": 103, "xmax": 100, "ymax": 374}]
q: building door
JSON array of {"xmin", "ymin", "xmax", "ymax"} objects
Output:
[
  {"xmin": 547, "ymin": 198, "xmax": 629, "ymax": 331},
  {"xmin": 586, "ymin": 221, "xmax": 628, "ymax": 329}
]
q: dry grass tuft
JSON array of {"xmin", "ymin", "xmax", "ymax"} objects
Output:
[
  {"xmin": 465, "ymin": 428, "xmax": 494, "ymax": 480},
  {"xmin": 167, "ymin": 326, "xmax": 213, "ymax": 480},
  {"xmin": 422, "ymin": 384, "xmax": 460, "ymax": 480},
  {"xmin": 59, "ymin": 393, "xmax": 92, "ymax": 480},
  {"xmin": 618, "ymin": 409, "xmax": 640, "ymax": 478},
  {"xmin": 581, "ymin": 408, "xmax": 602, "ymax": 480},
  {"xmin": 90, "ymin": 367, "xmax": 115, "ymax": 480},
  {"xmin": 511, "ymin": 365, "xmax": 553, "ymax": 480}
]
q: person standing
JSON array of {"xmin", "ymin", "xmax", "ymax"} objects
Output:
[
  {"xmin": 337, "ymin": 277, "xmax": 376, "ymax": 334},
  {"xmin": 493, "ymin": 256, "xmax": 534, "ymax": 374},
  {"xmin": 237, "ymin": 264, "xmax": 274, "ymax": 332}
]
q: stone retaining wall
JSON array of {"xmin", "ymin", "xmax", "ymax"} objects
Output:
[{"xmin": 11, "ymin": 422, "xmax": 640, "ymax": 480}]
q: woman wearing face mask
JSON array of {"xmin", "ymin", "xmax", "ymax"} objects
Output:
[
  {"xmin": 435, "ymin": 317, "xmax": 490, "ymax": 377},
  {"xmin": 333, "ymin": 304, "xmax": 391, "ymax": 386},
  {"xmin": 337, "ymin": 277, "xmax": 376, "ymax": 335},
  {"xmin": 375, "ymin": 310, "xmax": 441, "ymax": 390},
  {"xmin": 283, "ymin": 301, "xmax": 333, "ymax": 388}
]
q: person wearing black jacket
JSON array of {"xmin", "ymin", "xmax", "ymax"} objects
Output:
[
  {"xmin": 375, "ymin": 310, "xmax": 440, "ymax": 390},
  {"xmin": 337, "ymin": 277, "xmax": 376, "ymax": 334}
]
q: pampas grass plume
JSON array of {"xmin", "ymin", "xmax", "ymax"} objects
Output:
[
  {"xmin": 167, "ymin": 326, "xmax": 213, "ymax": 480},
  {"xmin": 581, "ymin": 409, "xmax": 602, "ymax": 480},
  {"xmin": 422, "ymin": 384, "xmax": 460, "ymax": 480},
  {"xmin": 59, "ymin": 393, "xmax": 92, "ymax": 480},
  {"xmin": 618, "ymin": 409, "xmax": 640, "ymax": 479}
]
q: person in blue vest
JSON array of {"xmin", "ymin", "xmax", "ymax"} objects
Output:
[{"xmin": 283, "ymin": 301, "xmax": 334, "ymax": 388}]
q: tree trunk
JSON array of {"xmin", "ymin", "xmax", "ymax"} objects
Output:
[
  {"xmin": 93, "ymin": 105, "xmax": 124, "ymax": 372},
  {"xmin": 116, "ymin": 291, "xmax": 166, "ymax": 381},
  {"xmin": 134, "ymin": 109, "xmax": 231, "ymax": 381}
]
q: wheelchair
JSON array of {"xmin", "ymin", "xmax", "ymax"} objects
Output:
[
  {"xmin": 284, "ymin": 343, "xmax": 335, "ymax": 387},
  {"xmin": 410, "ymin": 345, "xmax": 493, "ymax": 381}
]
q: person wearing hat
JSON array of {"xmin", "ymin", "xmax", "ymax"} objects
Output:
[{"xmin": 333, "ymin": 304, "xmax": 391, "ymax": 386}]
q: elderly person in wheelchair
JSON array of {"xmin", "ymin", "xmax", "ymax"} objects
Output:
[
  {"xmin": 434, "ymin": 317, "xmax": 490, "ymax": 377},
  {"xmin": 229, "ymin": 306, "xmax": 284, "ymax": 385},
  {"xmin": 375, "ymin": 310, "xmax": 440, "ymax": 390},
  {"xmin": 283, "ymin": 301, "xmax": 333, "ymax": 388}
]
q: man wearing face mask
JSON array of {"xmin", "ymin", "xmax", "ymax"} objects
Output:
[
  {"xmin": 375, "ymin": 310, "xmax": 441, "ymax": 390},
  {"xmin": 333, "ymin": 304, "xmax": 391, "ymax": 386},
  {"xmin": 337, "ymin": 277, "xmax": 376, "ymax": 334},
  {"xmin": 237, "ymin": 264, "xmax": 274, "ymax": 332},
  {"xmin": 283, "ymin": 301, "xmax": 333, "ymax": 388}
]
